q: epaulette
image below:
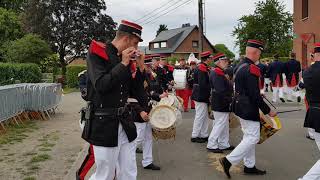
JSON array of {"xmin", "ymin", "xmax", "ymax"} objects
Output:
[
  {"xmin": 89, "ymin": 40, "xmax": 109, "ymax": 61},
  {"xmin": 249, "ymin": 64, "xmax": 261, "ymax": 77},
  {"xmin": 198, "ymin": 64, "xmax": 208, "ymax": 72},
  {"xmin": 167, "ymin": 65, "xmax": 174, "ymax": 72},
  {"xmin": 214, "ymin": 68, "xmax": 225, "ymax": 76}
]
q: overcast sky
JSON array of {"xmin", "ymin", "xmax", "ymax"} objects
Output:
[{"xmin": 105, "ymin": 0, "xmax": 293, "ymax": 56}]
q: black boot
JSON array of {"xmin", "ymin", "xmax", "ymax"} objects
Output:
[
  {"xmin": 136, "ymin": 148, "xmax": 143, "ymax": 154},
  {"xmin": 76, "ymin": 170, "xmax": 81, "ymax": 180},
  {"xmin": 200, "ymin": 137, "xmax": 209, "ymax": 142},
  {"xmin": 244, "ymin": 166, "xmax": 266, "ymax": 175},
  {"xmin": 191, "ymin": 137, "xmax": 206, "ymax": 143},
  {"xmin": 144, "ymin": 163, "xmax": 161, "ymax": 170},
  {"xmin": 297, "ymin": 96, "xmax": 301, "ymax": 103},
  {"xmin": 219, "ymin": 157, "xmax": 231, "ymax": 178},
  {"xmin": 207, "ymin": 148, "xmax": 223, "ymax": 153},
  {"xmin": 221, "ymin": 146, "xmax": 235, "ymax": 151},
  {"xmin": 280, "ymin": 98, "xmax": 285, "ymax": 103}
]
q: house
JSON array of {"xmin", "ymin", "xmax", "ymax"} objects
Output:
[
  {"xmin": 147, "ymin": 24, "xmax": 216, "ymax": 59},
  {"xmin": 293, "ymin": 0, "xmax": 320, "ymax": 69}
]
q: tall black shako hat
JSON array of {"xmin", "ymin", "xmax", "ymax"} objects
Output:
[
  {"xmin": 200, "ymin": 51, "xmax": 212, "ymax": 61},
  {"xmin": 246, "ymin": 39, "xmax": 264, "ymax": 52},
  {"xmin": 314, "ymin": 42, "xmax": 320, "ymax": 53},
  {"xmin": 212, "ymin": 53, "xmax": 227, "ymax": 62},
  {"xmin": 118, "ymin": 20, "xmax": 143, "ymax": 42}
]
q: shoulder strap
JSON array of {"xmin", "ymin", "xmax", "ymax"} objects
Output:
[{"xmin": 233, "ymin": 63, "xmax": 248, "ymax": 81}]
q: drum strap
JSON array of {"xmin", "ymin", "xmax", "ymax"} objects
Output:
[{"xmin": 233, "ymin": 63, "xmax": 248, "ymax": 82}]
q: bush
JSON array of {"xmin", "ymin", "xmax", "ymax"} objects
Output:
[
  {"xmin": 3, "ymin": 34, "xmax": 52, "ymax": 64},
  {"xmin": 261, "ymin": 57, "xmax": 290, "ymax": 63},
  {"xmin": 66, "ymin": 65, "xmax": 86, "ymax": 88},
  {"xmin": 0, "ymin": 63, "xmax": 42, "ymax": 85}
]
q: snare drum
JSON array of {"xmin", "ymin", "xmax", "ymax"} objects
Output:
[
  {"xmin": 149, "ymin": 105, "xmax": 177, "ymax": 140},
  {"xmin": 259, "ymin": 111, "xmax": 282, "ymax": 144}
]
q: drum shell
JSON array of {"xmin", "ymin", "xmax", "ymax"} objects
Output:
[{"xmin": 173, "ymin": 69, "xmax": 188, "ymax": 89}]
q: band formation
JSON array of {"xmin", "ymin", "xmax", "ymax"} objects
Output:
[{"xmin": 75, "ymin": 20, "xmax": 320, "ymax": 180}]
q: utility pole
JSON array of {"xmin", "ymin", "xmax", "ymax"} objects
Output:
[{"xmin": 198, "ymin": 0, "xmax": 204, "ymax": 59}]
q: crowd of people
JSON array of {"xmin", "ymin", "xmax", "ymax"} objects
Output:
[{"xmin": 75, "ymin": 20, "xmax": 319, "ymax": 180}]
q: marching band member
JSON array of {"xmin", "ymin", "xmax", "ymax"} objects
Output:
[
  {"xmin": 207, "ymin": 53, "xmax": 235, "ymax": 153},
  {"xmin": 84, "ymin": 20, "xmax": 146, "ymax": 180},
  {"xmin": 298, "ymin": 42, "xmax": 320, "ymax": 180},
  {"xmin": 188, "ymin": 61, "xmax": 196, "ymax": 109},
  {"xmin": 131, "ymin": 58, "xmax": 168, "ymax": 171},
  {"xmin": 257, "ymin": 60, "xmax": 267, "ymax": 94},
  {"xmin": 191, "ymin": 51, "xmax": 212, "ymax": 143},
  {"xmin": 175, "ymin": 58, "xmax": 192, "ymax": 112},
  {"xmin": 220, "ymin": 40, "xmax": 277, "ymax": 178},
  {"xmin": 151, "ymin": 56, "xmax": 166, "ymax": 94},
  {"xmin": 284, "ymin": 52, "xmax": 302, "ymax": 102},
  {"xmin": 268, "ymin": 54, "xmax": 286, "ymax": 103}
]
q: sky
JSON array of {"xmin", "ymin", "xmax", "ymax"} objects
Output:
[{"xmin": 104, "ymin": 0, "xmax": 293, "ymax": 56}]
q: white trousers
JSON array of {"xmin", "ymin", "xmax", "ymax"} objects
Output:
[
  {"xmin": 299, "ymin": 131, "xmax": 320, "ymax": 180},
  {"xmin": 272, "ymin": 87, "xmax": 284, "ymax": 102},
  {"xmin": 134, "ymin": 122, "xmax": 153, "ymax": 167},
  {"xmin": 226, "ymin": 118, "xmax": 260, "ymax": 168},
  {"xmin": 192, "ymin": 101, "xmax": 209, "ymax": 138},
  {"xmin": 89, "ymin": 124, "xmax": 137, "ymax": 180},
  {"xmin": 308, "ymin": 128, "xmax": 316, "ymax": 139},
  {"xmin": 207, "ymin": 111, "xmax": 230, "ymax": 149}
]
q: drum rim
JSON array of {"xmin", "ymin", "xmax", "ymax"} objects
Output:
[{"xmin": 149, "ymin": 105, "xmax": 177, "ymax": 129}]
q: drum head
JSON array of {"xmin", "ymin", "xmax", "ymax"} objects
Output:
[
  {"xmin": 149, "ymin": 105, "xmax": 176, "ymax": 129},
  {"xmin": 158, "ymin": 94, "xmax": 175, "ymax": 106}
]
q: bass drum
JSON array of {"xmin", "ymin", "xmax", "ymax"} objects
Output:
[{"xmin": 173, "ymin": 69, "xmax": 188, "ymax": 90}]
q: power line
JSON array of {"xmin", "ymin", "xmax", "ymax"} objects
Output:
[
  {"xmin": 141, "ymin": 0, "xmax": 194, "ymax": 25},
  {"xmin": 135, "ymin": 0, "xmax": 181, "ymax": 23},
  {"xmin": 138, "ymin": 0, "xmax": 188, "ymax": 24}
]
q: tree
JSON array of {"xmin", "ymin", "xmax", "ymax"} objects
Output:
[
  {"xmin": 0, "ymin": 0, "xmax": 26, "ymax": 11},
  {"xmin": 233, "ymin": 0, "xmax": 293, "ymax": 57},
  {"xmin": 156, "ymin": 24, "xmax": 168, "ymax": 37},
  {"xmin": 0, "ymin": 8, "xmax": 23, "ymax": 60},
  {"xmin": 4, "ymin": 34, "xmax": 52, "ymax": 64},
  {"xmin": 214, "ymin": 44, "xmax": 235, "ymax": 59},
  {"xmin": 22, "ymin": 0, "xmax": 117, "ymax": 76}
]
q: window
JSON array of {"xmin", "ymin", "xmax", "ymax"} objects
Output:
[
  {"xmin": 153, "ymin": 43, "xmax": 160, "ymax": 48},
  {"xmin": 192, "ymin": 41, "xmax": 199, "ymax": 48},
  {"xmin": 302, "ymin": 0, "xmax": 309, "ymax": 19},
  {"xmin": 160, "ymin": 42, "xmax": 167, "ymax": 48}
]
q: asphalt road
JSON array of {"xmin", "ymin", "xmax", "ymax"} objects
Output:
[{"xmin": 66, "ymin": 94, "xmax": 319, "ymax": 180}]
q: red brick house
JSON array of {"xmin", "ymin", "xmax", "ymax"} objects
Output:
[
  {"xmin": 147, "ymin": 24, "xmax": 216, "ymax": 59},
  {"xmin": 293, "ymin": 0, "xmax": 320, "ymax": 69}
]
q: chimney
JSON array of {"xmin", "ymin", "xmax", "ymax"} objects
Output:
[{"xmin": 182, "ymin": 23, "xmax": 191, "ymax": 28}]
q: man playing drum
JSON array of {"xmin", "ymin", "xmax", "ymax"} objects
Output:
[
  {"xmin": 220, "ymin": 40, "xmax": 277, "ymax": 178},
  {"xmin": 207, "ymin": 53, "xmax": 235, "ymax": 153},
  {"xmin": 175, "ymin": 58, "xmax": 192, "ymax": 112},
  {"xmin": 298, "ymin": 43, "xmax": 320, "ymax": 180},
  {"xmin": 191, "ymin": 51, "xmax": 212, "ymax": 143}
]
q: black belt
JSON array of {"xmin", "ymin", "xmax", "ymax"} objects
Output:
[{"xmin": 94, "ymin": 106, "xmax": 128, "ymax": 116}]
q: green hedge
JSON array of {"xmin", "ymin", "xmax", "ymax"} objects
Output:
[
  {"xmin": 66, "ymin": 65, "xmax": 87, "ymax": 88},
  {"xmin": 0, "ymin": 63, "xmax": 42, "ymax": 85}
]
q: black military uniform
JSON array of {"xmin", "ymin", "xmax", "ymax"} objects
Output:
[
  {"xmin": 191, "ymin": 51, "xmax": 212, "ymax": 143},
  {"xmin": 285, "ymin": 56, "xmax": 302, "ymax": 102},
  {"xmin": 207, "ymin": 53, "xmax": 234, "ymax": 153},
  {"xmin": 299, "ymin": 42, "xmax": 320, "ymax": 180},
  {"xmin": 210, "ymin": 58, "xmax": 233, "ymax": 112},
  {"xmin": 191, "ymin": 61, "xmax": 210, "ymax": 103},
  {"xmin": 152, "ymin": 65, "xmax": 167, "ymax": 93},
  {"xmin": 257, "ymin": 62, "xmax": 267, "ymax": 92},
  {"xmin": 221, "ymin": 40, "xmax": 272, "ymax": 178}
]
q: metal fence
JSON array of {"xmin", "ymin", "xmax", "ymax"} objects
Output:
[{"xmin": 0, "ymin": 83, "xmax": 62, "ymax": 123}]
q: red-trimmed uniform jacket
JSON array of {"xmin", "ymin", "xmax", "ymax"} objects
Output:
[
  {"xmin": 303, "ymin": 61, "xmax": 320, "ymax": 133},
  {"xmin": 83, "ymin": 40, "xmax": 145, "ymax": 147},
  {"xmin": 285, "ymin": 59, "xmax": 301, "ymax": 87},
  {"xmin": 191, "ymin": 62, "xmax": 210, "ymax": 103},
  {"xmin": 232, "ymin": 58, "xmax": 271, "ymax": 121},
  {"xmin": 209, "ymin": 67, "xmax": 233, "ymax": 112}
]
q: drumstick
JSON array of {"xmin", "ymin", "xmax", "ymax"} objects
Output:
[
  {"xmin": 263, "ymin": 96, "xmax": 277, "ymax": 109},
  {"xmin": 277, "ymin": 109, "xmax": 302, "ymax": 114}
]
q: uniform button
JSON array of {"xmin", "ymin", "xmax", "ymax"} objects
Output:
[
  {"xmin": 120, "ymin": 92, "xmax": 123, "ymax": 95},
  {"xmin": 120, "ymin": 99, "xmax": 123, "ymax": 102},
  {"xmin": 120, "ymin": 84, "xmax": 123, "ymax": 88}
]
